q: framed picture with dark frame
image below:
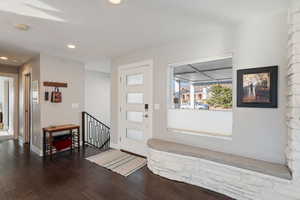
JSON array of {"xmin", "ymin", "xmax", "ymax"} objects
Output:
[{"xmin": 237, "ymin": 66, "xmax": 278, "ymax": 108}]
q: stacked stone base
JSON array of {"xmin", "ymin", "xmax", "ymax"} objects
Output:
[
  {"xmin": 148, "ymin": 148, "xmax": 300, "ymax": 200},
  {"xmin": 287, "ymin": 6, "xmax": 300, "ymax": 183}
]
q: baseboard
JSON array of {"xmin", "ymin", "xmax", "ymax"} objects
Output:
[
  {"xmin": 18, "ymin": 137, "xmax": 43, "ymax": 157},
  {"xmin": 110, "ymin": 142, "xmax": 120, "ymax": 149},
  {"xmin": 30, "ymin": 145, "xmax": 43, "ymax": 157}
]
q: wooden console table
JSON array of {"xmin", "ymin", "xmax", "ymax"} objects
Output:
[{"xmin": 43, "ymin": 124, "xmax": 80, "ymax": 159}]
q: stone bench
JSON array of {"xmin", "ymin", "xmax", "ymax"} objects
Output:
[{"xmin": 147, "ymin": 139, "xmax": 293, "ymax": 200}]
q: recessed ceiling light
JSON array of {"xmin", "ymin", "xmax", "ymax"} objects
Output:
[
  {"xmin": 15, "ymin": 24, "xmax": 30, "ymax": 31},
  {"xmin": 108, "ymin": 0, "xmax": 122, "ymax": 5},
  {"xmin": 67, "ymin": 44, "xmax": 76, "ymax": 49},
  {"xmin": 0, "ymin": 56, "xmax": 8, "ymax": 60}
]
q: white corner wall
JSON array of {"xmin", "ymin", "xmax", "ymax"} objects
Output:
[
  {"xmin": 84, "ymin": 70, "xmax": 111, "ymax": 126},
  {"xmin": 233, "ymin": 13, "xmax": 288, "ymax": 163},
  {"xmin": 111, "ymin": 12, "xmax": 288, "ymax": 164},
  {"xmin": 19, "ymin": 56, "xmax": 41, "ymax": 148},
  {"xmin": 85, "ymin": 59, "xmax": 111, "ymax": 73},
  {"xmin": 39, "ymin": 54, "xmax": 85, "ymax": 149},
  {"xmin": 147, "ymin": 6, "xmax": 300, "ymax": 199}
]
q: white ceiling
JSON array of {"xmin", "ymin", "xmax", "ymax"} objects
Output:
[
  {"xmin": 0, "ymin": 0, "xmax": 290, "ymax": 66},
  {"xmin": 174, "ymin": 58, "xmax": 233, "ymax": 83}
]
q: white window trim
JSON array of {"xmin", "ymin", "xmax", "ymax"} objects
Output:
[
  {"xmin": 166, "ymin": 54, "xmax": 234, "ymax": 138},
  {"xmin": 167, "ymin": 127, "xmax": 233, "ymax": 141}
]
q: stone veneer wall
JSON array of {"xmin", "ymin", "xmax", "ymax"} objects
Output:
[
  {"xmin": 148, "ymin": 147, "xmax": 300, "ymax": 200},
  {"xmin": 287, "ymin": 4, "xmax": 300, "ymax": 181},
  {"xmin": 147, "ymin": 7, "xmax": 300, "ymax": 200}
]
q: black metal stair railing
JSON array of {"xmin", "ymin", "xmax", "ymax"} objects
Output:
[{"xmin": 82, "ymin": 112, "xmax": 110, "ymax": 150}]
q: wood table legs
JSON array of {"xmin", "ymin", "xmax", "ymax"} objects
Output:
[
  {"xmin": 49, "ymin": 134, "xmax": 53, "ymax": 159},
  {"xmin": 43, "ymin": 126, "xmax": 80, "ymax": 159}
]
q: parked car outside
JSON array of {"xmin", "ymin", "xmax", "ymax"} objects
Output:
[{"xmin": 195, "ymin": 103, "xmax": 209, "ymax": 110}]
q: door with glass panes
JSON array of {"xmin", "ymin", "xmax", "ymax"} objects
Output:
[{"xmin": 119, "ymin": 61, "xmax": 153, "ymax": 156}]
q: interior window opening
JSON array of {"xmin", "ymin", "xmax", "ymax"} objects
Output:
[{"xmin": 170, "ymin": 57, "xmax": 233, "ymax": 111}]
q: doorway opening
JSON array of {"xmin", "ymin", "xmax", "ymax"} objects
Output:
[
  {"xmin": 0, "ymin": 76, "xmax": 14, "ymax": 139},
  {"xmin": 24, "ymin": 73, "xmax": 31, "ymax": 144}
]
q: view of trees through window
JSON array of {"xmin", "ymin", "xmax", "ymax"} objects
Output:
[{"xmin": 171, "ymin": 58, "xmax": 233, "ymax": 111}]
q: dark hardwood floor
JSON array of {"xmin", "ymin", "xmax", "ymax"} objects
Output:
[{"xmin": 0, "ymin": 139, "xmax": 233, "ymax": 200}]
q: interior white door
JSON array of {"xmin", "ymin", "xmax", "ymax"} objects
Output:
[{"xmin": 119, "ymin": 62, "xmax": 153, "ymax": 156}]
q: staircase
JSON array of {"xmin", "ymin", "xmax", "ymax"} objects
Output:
[{"xmin": 82, "ymin": 112, "xmax": 110, "ymax": 151}]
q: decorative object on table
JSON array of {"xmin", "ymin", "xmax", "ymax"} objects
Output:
[
  {"xmin": 43, "ymin": 81, "xmax": 67, "ymax": 103},
  {"xmin": 237, "ymin": 66, "xmax": 278, "ymax": 108},
  {"xmin": 86, "ymin": 149, "xmax": 147, "ymax": 177},
  {"xmin": 52, "ymin": 134, "xmax": 72, "ymax": 151},
  {"xmin": 51, "ymin": 87, "xmax": 62, "ymax": 103}
]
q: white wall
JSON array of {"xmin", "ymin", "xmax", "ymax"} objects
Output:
[
  {"xmin": 20, "ymin": 53, "xmax": 110, "ymax": 152},
  {"xmin": 168, "ymin": 109, "xmax": 232, "ymax": 137},
  {"xmin": 111, "ymin": 12, "xmax": 288, "ymax": 164},
  {"xmin": 0, "ymin": 64, "xmax": 19, "ymax": 138},
  {"xmin": 85, "ymin": 70, "xmax": 111, "ymax": 126},
  {"xmin": 19, "ymin": 56, "xmax": 40, "ymax": 147},
  {"xmin": 0, "ymin": 79, "xmax": 5, "ymax": 125},
  {"xmin": 8, "ymin": 78, "xmax": 14, "ymax": 134},
  {"xmin": 233, "ymin": 13, "xmax": 288, "ymax": 164},
  {"xmin": 39, "ymin": 54, "xmax": 85, "ymax": 149},
  {"xmin": 85, "ymin": 59, "xmax": 111, "ymax": 73},
  {"xmin": 0, "ymin": 78, "xmax": 13, "ymax": 132}
]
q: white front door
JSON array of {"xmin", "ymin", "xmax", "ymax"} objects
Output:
[{"xmin": 119, "ymin": 60, "xmax": 153, "ymax": 156}]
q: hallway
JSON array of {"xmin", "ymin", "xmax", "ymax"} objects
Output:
[{"xmin": 0, "ymin": 140, "xmax": 232, "ymax": 200}]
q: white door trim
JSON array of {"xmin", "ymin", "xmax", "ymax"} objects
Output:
[
  {"xmin": 117, "ymin": 59, "xmax": 153, "ymax": 155},
  {"xmin": 0, "ymin": 72, "xmax": 19, "ymax": 140}
]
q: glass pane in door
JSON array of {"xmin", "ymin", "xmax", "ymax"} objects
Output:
[
  {"xmin": 127, "ymin": 93, "xmax": 144, "ymax": 104},
  {"xmin": 127, "ymin": 111, "xmax": 143, "ymax": 123},
  {"xmin": 126, "ymin": 129, "xmax": 143, "ymax": 141},
  {"xmin": 127, "ymin": 74, "xmax": 143, "ymax": 86}
]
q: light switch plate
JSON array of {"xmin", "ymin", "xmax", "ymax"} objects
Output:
[
  {"xmin": 154, "ymin": 104, "xmax": 160, "ymax": 110},
  {"xmin": 72, "ymin": 103, "xmax": 79, "ymax": 109}
]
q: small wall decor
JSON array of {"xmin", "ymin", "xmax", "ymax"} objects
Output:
[
  {"xmin": 43, "ymin": 81, "xmax": 67, "ymax": 103},
  {"xmin": 51, "ymin": 87, "xmax": 62, "ymax": 103},
  {"xmin": 45, "ymin": 90, "xmax": 49, "ymax": 101},
  {"xmin": 237, "ymin": 66, "xmax": 278, "ymax": 108}
]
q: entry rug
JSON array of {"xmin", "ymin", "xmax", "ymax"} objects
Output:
[{"xmin": 86, "ymin": 149, "xmax": 147, "ymax": 177}]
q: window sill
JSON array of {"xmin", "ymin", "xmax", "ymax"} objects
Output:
[
  {"xmin": 167, "ymin": 127, "xmax": 232, "ymax": 141},
  {"xmin": 169, "ymin": 108, "xmax": 232, "ymax": 113}
]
